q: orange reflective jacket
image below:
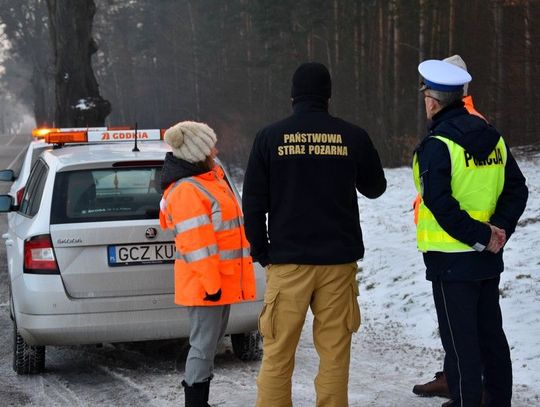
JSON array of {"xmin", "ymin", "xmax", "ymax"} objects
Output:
[
  {"xmin": 160, "ymin": 165, "xmax": 256, "ymax": 306},
  {"xmin": 463, "ymin": 95, "xmax": 486, "ymax": 121}
]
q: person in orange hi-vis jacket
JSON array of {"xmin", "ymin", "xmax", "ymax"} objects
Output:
[
  {"xmin": 159, "ymin": 121, "xmax": 256, "ymax": 407},
  {"xmin": 412, "ymin": 55, "xmax": 488, "ymax": 403}
]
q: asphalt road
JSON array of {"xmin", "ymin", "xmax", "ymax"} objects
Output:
[
  {"xmin": 0, "ymin": 135, "xmax": 199, "ymax": 406},
  {"xmin": 0, "ymin": 135, "xmax": 443, "ymax": 407},
  {"xmin": 3, "ymin": 134, "xmax": 526, "ymax": 406}
]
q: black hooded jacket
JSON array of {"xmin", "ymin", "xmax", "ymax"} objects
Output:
[
  {"xmin": 242, "ymin": 98, "xmax": 387, "ymax": 267},
  {"xmin": 415, "ymin": 102, "xmax": 528, "ymax": 281},
  {"xmin": 160, "ymin": 152, "xmax": 207, "ymax": 192}
]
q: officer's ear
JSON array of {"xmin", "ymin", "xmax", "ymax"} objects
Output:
[{"xmin": 424, "ymin": 94, "xmax": 440, "ymax": 119}]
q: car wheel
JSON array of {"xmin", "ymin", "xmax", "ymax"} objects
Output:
[
  {"xmin": 12, "ymin": 320, "xmax": 45, "ymax": 374},
  {"xmin": 231, "ymin": 331, "xmax": 263, "ymax": 361}
]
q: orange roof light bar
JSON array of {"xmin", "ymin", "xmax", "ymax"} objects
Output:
[
  {"xmin": 32, "ymin": 127, "xmax": 107, "ymax": 139},
  {"xmin": 44, "ymin": 131, "xmax": 88, "ymax": 144},
  {"xmin": 36, "ymin": 127, "xmax": 165, "ymax": 144},
  {"xmin": 32, "ymin": 128, "xmax": 59, "ymax": 138}
]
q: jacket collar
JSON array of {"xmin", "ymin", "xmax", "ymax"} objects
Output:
[
  {"xmin": 429, "ymin": 101, "xmax": 467, "ymax": 131},
  {"xmin": 197, "ymin": 164, "xmax": 224, "ymax": 181}
]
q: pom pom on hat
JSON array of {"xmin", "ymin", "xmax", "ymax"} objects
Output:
[
  {"xmin": 164, "ymin": 121, "xmax": 217, "ymax": 163},
  {"xmin": 443, "ymin": 54, "xmax": 467, "ymax": 71}
]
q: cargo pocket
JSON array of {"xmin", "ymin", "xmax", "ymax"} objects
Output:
[
  {"xmin": 258, "ymin": 289, "xmax": 279, "ymax": 340},
  {"xmin": 347, "ymin": 282, "xmax": 361, "ymax": 333}
]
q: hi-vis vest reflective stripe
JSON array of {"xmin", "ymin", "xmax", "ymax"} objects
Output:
[
  {"xmin": 412, "ymin": 135, "xmax": 507, "ymax": 253},
  {"xmin": 163, "ymin": 177, "xmax": 249, "ymax": 263}
]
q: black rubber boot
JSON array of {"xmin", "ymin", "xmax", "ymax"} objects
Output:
[
  {"xmin": 182, "ymin": 380, "xmax": 211, "ymax": 407},
  {"xmin": 202, "ymin": 376, "xmax": 211, "ymax": 404}
]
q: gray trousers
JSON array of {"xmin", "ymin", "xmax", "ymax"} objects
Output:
[{"xmin": 185, "ymin": 305, "xmax": 231, "ymax": 385}]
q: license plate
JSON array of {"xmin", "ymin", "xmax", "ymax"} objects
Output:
[{"xmin": 108, "ymin": 243, "xmax": 175, "ymax": 266}]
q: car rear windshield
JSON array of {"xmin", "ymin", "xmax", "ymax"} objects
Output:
[{"xmin": 51, "ymin": 167, "xmax": 162, "ymax": 224}]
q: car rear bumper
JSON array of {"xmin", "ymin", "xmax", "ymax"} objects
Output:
[
  {"xmin": 12, "ymin": 274, "xmax": 263, "ymax": 346},
  {"xmin": 15, "ymin": 300, "xmax": 262, "ymax": 346}
]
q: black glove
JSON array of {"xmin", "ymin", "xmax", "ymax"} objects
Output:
[{"xmin": 203, "ymin": 289, "xmax": 222, "ymax": 302}]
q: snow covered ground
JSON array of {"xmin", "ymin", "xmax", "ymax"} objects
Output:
[
  {"xmin": 227, "ymin": 148, "xmax": 540, "ymax": 406},
  {"xmin": 0, "ymin": 148, "xmax": 537, "ymax": 406},
  {"xmin": 352, "ymin": 146, "xmax": 540, "ymax": 406}
]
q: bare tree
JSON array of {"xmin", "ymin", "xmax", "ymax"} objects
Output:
[{"xmin": 46, "ymin": 0, "xmax": 110, "ymax": 126}]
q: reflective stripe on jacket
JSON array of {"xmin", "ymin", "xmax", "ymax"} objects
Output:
[
  {"xmin": 413, "ymin": 136, "xmax": 506, "ymax": 253},
  {"xmin": 160, "ymin": 165, "xmax": 256, "ymax": 306}
]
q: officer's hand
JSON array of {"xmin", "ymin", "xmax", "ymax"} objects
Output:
[
  {"xmin": 486, "ymin": 224, "xmax": 506, "ymax": 253},
  {"xmin": 204, "ymin": 289, "xmax": 222, "ymax": 302}
]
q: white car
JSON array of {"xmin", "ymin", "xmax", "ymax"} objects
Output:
[
  {"xmin": 0, "ymin": 139, "xmax": 51, "ymax": 205},
  {"xmin": 0, "ymin": 128, "xmax": 264, "ymax": 374}
]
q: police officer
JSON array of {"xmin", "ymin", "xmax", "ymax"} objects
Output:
[
  {"xmin": 413, "ymin": 59, "xmax": 528, "ymax": 407},
  {"xmin": 413, "ymin": 54, "xmax": 485, "ymax": 400},
  {"xmin": 242, "ymin": 62, "xmax": 386, "ymax": 407}
]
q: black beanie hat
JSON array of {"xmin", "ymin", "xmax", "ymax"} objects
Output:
[{"xmin": 291, "ymin": 62, "xmax": 332, "ymax": 100}]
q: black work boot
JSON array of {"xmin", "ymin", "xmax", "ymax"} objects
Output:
[
  {"xmin": 202, "ymin": 376, "xmax": 212, "ymax": 404},
  {"xmin": 412, "ymin": 371, "xmax": 451, "ymax": 398},
  {"xmin": 182, "ymin": 380, "xmax": 211, "ymax": 407}
]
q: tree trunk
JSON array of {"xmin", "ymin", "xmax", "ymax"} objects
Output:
[
  {"xmin": 187, "ymin": 0, "xmax": 201, "ymax": 120},
  {"xmin": 417, "ymin": 0, "xmax": 427, "ymax": 138},
  {"xmin": 31, "ymin": 65, "xmax": 52, "ymax": 127},
  {"xmin": 392, "ymin": 0, "xmax": 400, "ymax": 133},
  {"xmin": 333, "ymin": 0, "xmax": 339, "ymax": 67},
  {"xmin": 448, "ymin": 0, "xmax": 455, "ymax": 53},
  {"xmin": 491, "ymin": 1, "xmax": 503, "ymax": 126},
  {"xmin": 353, "ymin": 1, "xmax": 360, "ymax": 121},
  {"xmin": 46, "ymin": 0, "xmax": 110, "ymax": 127},
  {"xmin": 524, "ymin": 0, "xmax": 532, "ymax": 138}
]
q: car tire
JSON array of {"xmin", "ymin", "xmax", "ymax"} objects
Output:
[
  {"xmin": 231, "ymin": 331, "xmax": 263, "ymax": 361},
  {"xmin": 12, "ymin": 321, "xmax": 45, "ymax": 374}
]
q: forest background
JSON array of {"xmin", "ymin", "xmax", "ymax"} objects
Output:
[{"xmin": 1, "ymin": 0, "xmax": 539, "ymax": 168}]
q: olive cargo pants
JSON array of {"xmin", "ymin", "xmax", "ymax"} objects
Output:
[{"xmin": 256, "ymin": 263, "xmax": 361, "ymax": 407}]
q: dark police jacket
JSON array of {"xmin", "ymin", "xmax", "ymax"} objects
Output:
[
  {"xmin": 242, "ymin": 98, "xmax": 386, "ymax": 267},
  {"xmin": 415, "ymin": 102, "xmax": 528, "ymax": 281}
]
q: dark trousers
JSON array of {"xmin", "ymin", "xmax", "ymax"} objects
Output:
[{"xmin": 432, "ymin": 276, "xmax": 512, "ymax": 407}]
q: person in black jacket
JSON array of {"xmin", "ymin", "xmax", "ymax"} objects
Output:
[
  {"xmin": 414, "ymin": 59, "xmax": 528, "ymax": 407},
  {"xmin": 242, "ymin": 62, "xmax": 386, "ymax": 407}
]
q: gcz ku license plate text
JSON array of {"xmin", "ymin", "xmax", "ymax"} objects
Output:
[{"xmin": 108, "ymin": 243, "xmax": 175, "ymax": 266}]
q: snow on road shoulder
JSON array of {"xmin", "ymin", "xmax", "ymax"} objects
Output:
[{"xmin": 356, "ymin": 150, "xmax": 540, "ymax": 404}]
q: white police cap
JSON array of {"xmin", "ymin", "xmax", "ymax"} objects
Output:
[{"xmin": 418, "ymin": 59, "xmax": 472, "ymax": 92}]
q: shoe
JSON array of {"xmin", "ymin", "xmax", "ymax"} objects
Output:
[
  {"xmin": 412, "ymin": 371, "xmax": 451, "ymax": 398},
  {"xmin": 182, "ymin": 379, "xmax": 211, "ymax": 407}
]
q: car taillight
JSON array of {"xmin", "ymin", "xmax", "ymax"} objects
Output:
[
  {"xmin": 16, "ymin": 187, "xmax": 25, "ymax": 204},
  {"xmin": 24, "ymin": 234, "xmax": 59, "ymax": 274}
]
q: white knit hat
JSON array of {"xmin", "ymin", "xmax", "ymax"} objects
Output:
[
  {"xmin": 443, "ymin": 55, "xmax": 469, "ymax": 95},
  {"xmin": 164, "ymin": 121, "xmax": 217, "ymax": 163}
]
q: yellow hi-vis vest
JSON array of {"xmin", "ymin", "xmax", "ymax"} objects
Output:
[{"xmin": 412, "ymin": 135, "xmax": 507, "ymax": 253}]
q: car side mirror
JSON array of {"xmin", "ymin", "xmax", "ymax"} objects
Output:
[
  {"xmin": 0, "ymin": 169, "xmax": 15, "ymax": 182},
  {"xmin": 0, "ymin": 195, "xmax": 15, "ymax": 212}
]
